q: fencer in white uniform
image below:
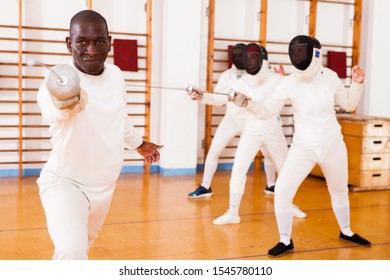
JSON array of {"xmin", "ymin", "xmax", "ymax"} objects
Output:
[
  {"xmin": 213, "ymin": 43, "xmax": 305, "ymax": 225},
  {"xmin": 187, "ymin": 44, "xmax": 286, "ymax": 199},
  {"xmin": 259, "ymin": 45, "xmax": 283, "ymax": 195},
  {"xmin": 232, "ymin": 35, "xmax": 371, "ymax": 257},
  {"xmin": 36, "ymin": 10, "xmax": 162, "ymax": 260},
  {"xmin": 187, "ymin": 43, "xmax": 249, "ymax": 198}
]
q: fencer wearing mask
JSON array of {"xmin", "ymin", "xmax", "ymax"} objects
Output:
[
  {"xmin": 232, "ymin": 35, "xmax": 371, "ymax": 257},
  {"xmin": 213, "ymin": 43, "xmax": 305, "ymax": 225},
  {"xmin": 187, "ymin": 43, "xmax": 249, "ymax": 199},
  {"xmin": 259, "ymin": 45, "xmax": 283, "ymax": 195},
  {"xmin": 187, "ymin": 44, "xmax": 303, "ymax": 219}
]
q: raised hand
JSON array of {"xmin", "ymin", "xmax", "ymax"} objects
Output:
[
  {"xmin": 351, "ymin": 65, "xmax": 365, "ymax": 84},
  {"xmin": 274, "ymin": 64, "xmax": 285, "ymax": 76}
]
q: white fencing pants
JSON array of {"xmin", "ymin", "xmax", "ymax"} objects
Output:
[
  {"xmin": 274, "ymin": 136, "xmax": 350, "ymax": 243},
  {"xmin": 228, "ymin": 125, "xmax": 288, "ymax": 211},
  {"xmin": 263, "ymin": 150, "xmax": 277, "ymax": 187},
  {"xmin": 201, "ymin": 116, "xmax": 244, "ymax": 188},
  {"xmin": 37, "ymin": 172, "xmax": 114, "ymax": 260}
]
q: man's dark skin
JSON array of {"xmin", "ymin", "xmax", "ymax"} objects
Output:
[{"xmin": 66, "ymin": 11, "xmax": 111, "ymax": 75}]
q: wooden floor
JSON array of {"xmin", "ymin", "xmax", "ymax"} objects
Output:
[{"xmin": 0, "ymin": 169, "xmax": 389, "ymax": 260}]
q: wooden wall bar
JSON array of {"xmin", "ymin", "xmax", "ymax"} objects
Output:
[
  {"xmin": 0, "ymin": 0, "xmax": 152, "ymax": 178},
  {"xmin": 204, "ymin": 0, "xmax": 362, "ymax": 169}
]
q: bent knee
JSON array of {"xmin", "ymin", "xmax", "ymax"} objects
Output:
[{"xmin": 274, "ymin": 192, "xmax": 294, "ymax": 208}]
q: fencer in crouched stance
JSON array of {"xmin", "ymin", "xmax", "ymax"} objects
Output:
[
  {"xmin": 187, "ymin": 44, "xmax": 285, "ymax": 198},
  {"xmin": 187, "ymin": 43, "xmax": 249, "ymax": 198},
  {"xmin": 232, "ymin": 35, "xmax": 371, "ymax": 257},
  {"xmin": 36, "ymin": 10, "xmax": 162, "ymax": 260},
  {"xmin": 213, "ymin": 43, "xmax": 306, "ymax": 225}
]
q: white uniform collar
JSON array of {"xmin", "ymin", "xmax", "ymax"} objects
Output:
[{"xmin": 293, "ymin": 48, "xmax": 322, "ymax": 82}]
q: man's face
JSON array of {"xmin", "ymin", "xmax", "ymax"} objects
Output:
[{"xmin": 66, "ymin": 20, "xmax": 111, "ymax": 75}]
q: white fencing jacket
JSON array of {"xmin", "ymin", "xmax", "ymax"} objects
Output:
[
  {"xmin": 37, "ymin": 64, "xmax": 143, "ymax": 188},
  {"xmin": 200, "ymin": 65, "xmax": 249, "ymax": 125},
  {"xmin": 240, "ymin": 69, "xmax": 282, "ymax": 139},
  {"xmin": 246, "ymin": 67, "xmax": 363, "ymax": 160}
]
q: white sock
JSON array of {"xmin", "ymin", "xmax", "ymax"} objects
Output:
[
  {"xmin": 332, "ymin": 196, "xmax": 354, "ymax": 236},
  {"xmin": 275, "ymin": 205, "xmax": 294, "ymax": 245},
  {"xmin": 229, "ymin": 192, "xmax": 243, "ymax": 216},
  {"xmin": 264, "ymin": 159, "xmax": 276, "ymax": 187},
  {"xmin": 201, "ymin": 157, "xmax": 219, "ymax": 189}
]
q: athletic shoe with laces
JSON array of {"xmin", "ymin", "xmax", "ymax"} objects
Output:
[
  {"xmin": 213, "ymin": 210, "xmax": 240, "ymax": 225},
  {"xmin": 339, "ymin": 232, "xmax": 371, "ymax": 246},
  {"xmin": 292, "ymin": 205, "xmax": 307, "ymax": 218},
  {"xmin": 264, "ymin": 185, "xmax": 275, "ymax": 195},
  {"xmin": 187, "ymin": 185, "xmax": 213, "ymax": 198},
  {"xmin": 268, "ymin": 239, "xmax": 294, "ymax": 257}
]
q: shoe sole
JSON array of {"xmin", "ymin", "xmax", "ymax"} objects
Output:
[
  {"xmin": 213, "ymin": 219, "xmax": 240, "ymax": 225},
  {"xmin": 292, "ymin": 212, "xmax": 307, "ymax": 218},
  {"xmin": 187, "ymin": 193, "xmax": 213, "ymax": 199},
  {"xmin": 293, "ymin": 214, "xmax": 307, "ymax": 218},
  {"xmin": 264, "ymin": 190, "xmax": 274, "ymax": 195},
  {"xmin": 268, "ymin": 248, "xmax": 294, "ymax": 258},
  {"xmin": 213, "ymin": 221, "xmax": 240, "ymax": 225},
  {"xmin": 339, "ymin": 237, "xmax": 371, "ymax": 247}
]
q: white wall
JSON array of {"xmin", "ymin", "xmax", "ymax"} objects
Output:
[
  {"xmin": 359, "ymin": 0, "xmax": 390, "ymax": 118},
  {"xmin": 151, "ymin": 0, "xmax": 202, "ymax": 175},
  {"xmin": 0, "ymin": 0, "xmax": 386, "ymax": 177}
]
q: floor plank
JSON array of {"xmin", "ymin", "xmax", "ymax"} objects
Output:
[{"xmin": 0, "ymin": 170, "xmax": 389, "ymax": 260}]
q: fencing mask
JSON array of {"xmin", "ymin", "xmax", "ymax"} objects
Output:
[
  {"xmin": 289, "ymin": 35, "xmax": 322, "ymax": 81},
  {"xmin": 230, "ymin": 43, "xmax": 246, "ymax": 70},
  {"xmin": 244, "ymin": 43, "xmax": 263, "ymax": 75},
  {"xmin": 259, "ymin": 45, "xmax": 270, "ymax": 71}
]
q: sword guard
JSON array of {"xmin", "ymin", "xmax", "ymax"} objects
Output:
[
  {"xmin": 227, "ymin": 88, "xmax": 236, "ymax": 102},
  {"xmin": 186, "ymin": 84, "xmax": 194, "ymax": 95}
]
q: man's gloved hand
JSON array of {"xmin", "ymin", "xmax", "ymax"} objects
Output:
[{"xmin": 232, "ymin": 91, "xmax": 250, "ymax": 107}]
